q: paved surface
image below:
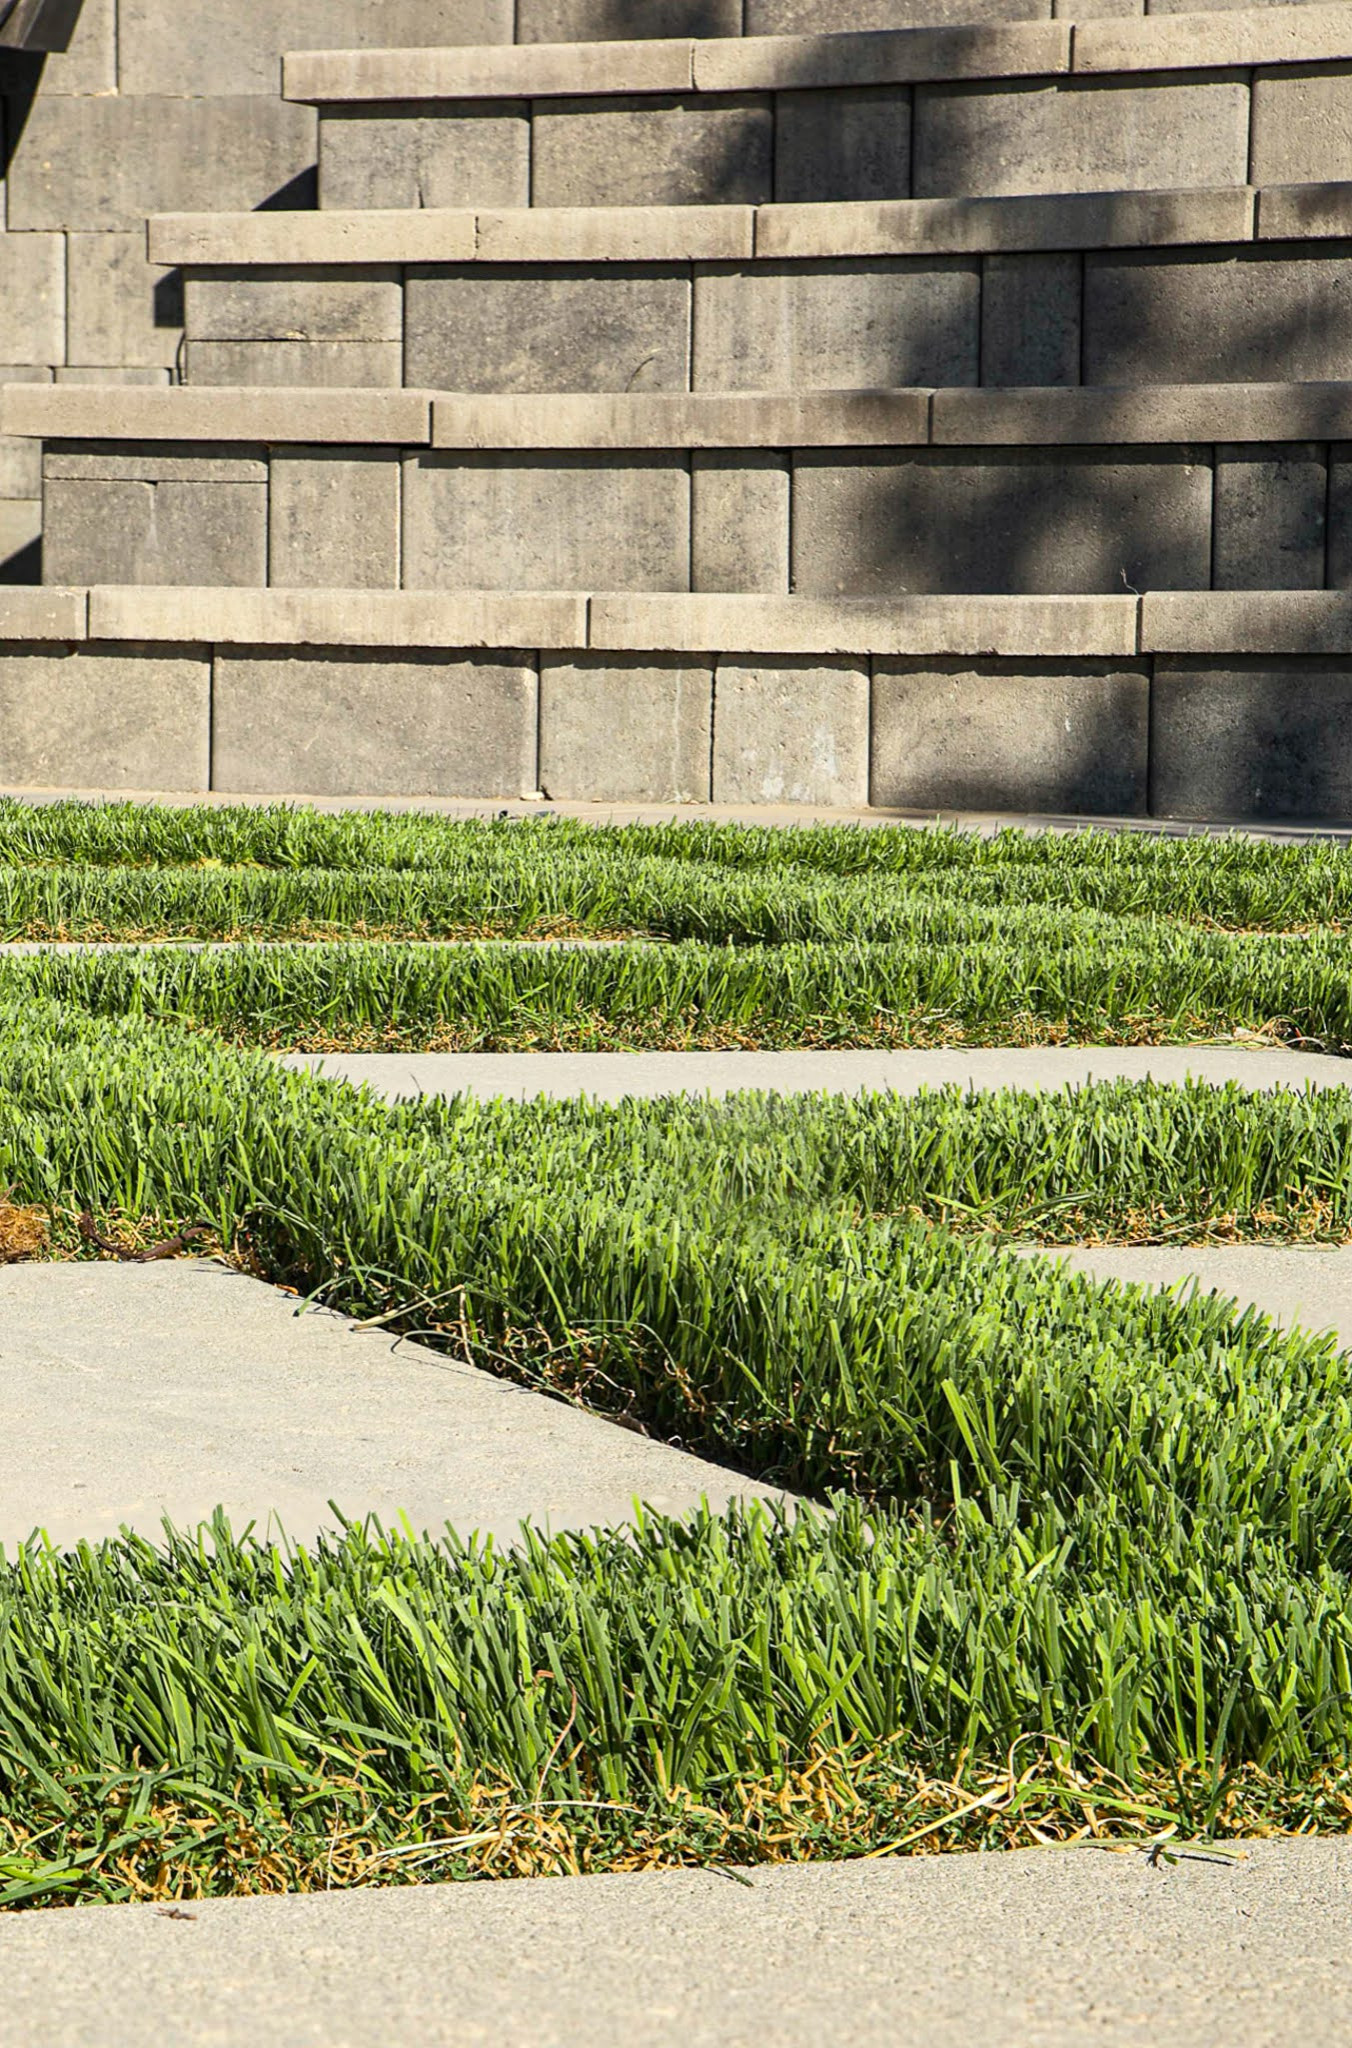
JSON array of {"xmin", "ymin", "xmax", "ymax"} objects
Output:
[
  {"xmin": 2, "ymin": 1838, "xmax": 1350, "ymax": 2047},
  {"xmin": 284, "ymin": 1044, "xmax": 1352, "ymax": 1103},
  {"xmin": 0, "ymin": 1262, "xmax": 783, "ymax": 1551},
  {"xmin": 1045, "ymin": 1243, "xmax": 1352, "ymax": 1350}
]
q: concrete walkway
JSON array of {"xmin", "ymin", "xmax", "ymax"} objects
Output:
[
  {"xmin": 0, "ymin": 1262, "xmax": 783, "ymax": 1551},
  {"xmin": 2, "ymin": 1837, "xmax": 1349, "ymax": 2047},
  {"xmin": 284, "ymin": 1044, "xmax": 1352, "ymax": 1103}
]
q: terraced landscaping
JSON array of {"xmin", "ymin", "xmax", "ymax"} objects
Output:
[{"xmin": 4, "ymin": 803, "xmax": 1352, "ymax": 1908}]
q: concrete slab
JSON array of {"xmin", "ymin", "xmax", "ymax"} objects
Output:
[
  {"xmin": 282, "ymin": 1044, "xmax": 1352, "ymax": 1103},
  {"xmin": 0, "ymin": 1261, "xmax": 783, "ymax": 1551},
  {"xmin": 1045, "ymin": 1243, "xmax": 1352, "ymax": 1352},
  {"xmin": 1, "ymin": 1837, "xmax": 1349, "ymax": 2048}
]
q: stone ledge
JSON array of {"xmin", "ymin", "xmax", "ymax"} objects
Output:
[
  {"xmin": 933, "ymin": 383, "xmax": 1352, "ymax": 444},
  {"xmin": 149, "ymin": 213, "xmax": 477, "ymax": 268},
  {"xmin": 0, "ymin": 388, "xmax": 433, "ymax": 445},
  {"xmin": 86, "ymin": 588, "xmax": 589, "ymax": 650},
  {"xmin": 587, "ymin": 594, "xmax": 1140, "ymax": 658},
  {"xmin": 1256, "ymin": 182, "xmax": 1352, "ymax": 240},
  {"xmin": 475, "ymin": 207, "xmax": 753, "ymax": 263},
  {"xmin": 692, "ymin": 22, "xmax": 1069, "ymax": 90},
  {"xmin": 284, "ymin": 39, "xmax": 694, "ymax": 103},
  {"xmin": 1075, "ymin": 0, "xmax": 1352, "ymax": 75},
  {"xmin": 1142, "ymin": 592, "xmax": 1352, "ymax": 654},
  {"xmin": 0, "ymin": 589, "xmax": 87, "ymax": 639},
  {"xmin": 430, "ymin": 392, "xmax": 931, "ymax": 448},
  {"xmin": 756, "ymin": 189, "xmax": 1255, "ymax": 260}
]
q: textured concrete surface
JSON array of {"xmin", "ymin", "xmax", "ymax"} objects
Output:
[
  {"xmin": 283, "ymin": 1044, "xmax": 1352, "ymax": 1104},
  {"xmin": 3, "ymin": 1838, "xmax": 1352, "ymax": 2048},
  {"xmin": 1045, "ymin": 1243, "xmax": 1352, "ymax": 1353},
  {"xmin": 0, "ymin": 1261, "xmax": 783, "ymax": 1550}
]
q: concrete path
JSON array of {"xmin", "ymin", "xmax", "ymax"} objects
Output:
[
  {"xmin": 1043, "ymin": 1243, "xmax": 1352, "ymax": 1351},
  {"xmin": 2, "ymin": 1837, "xmax": 1349, "ymax": 2047},
  {"xmin": 0, "ymin": 1262, "xmax": 783, "ymax": 1551},
  {"xmin": 284, "ymin": 1044, "xmax": 1352, "ymax": 1103}
]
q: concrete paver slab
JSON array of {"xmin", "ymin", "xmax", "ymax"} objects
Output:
[
  {"xmin": 1, "ymin": 1838, "xmax": 1349, "ymax": 2048},
  {"xmin": 283, "ymin": 1044, "xmax": 1352, "ymax": 1103},
  {"xmin": 0, "ymin": 1262, "xmax": 783, "ymax": 1551},
  {"xmin": 1045, "ymin": 1243, "xmax": 1352, "ymax": 1351}
]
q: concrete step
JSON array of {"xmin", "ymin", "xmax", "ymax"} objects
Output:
[
  {"xmin": 0, "ymin": 583, "xmax": 1343, "ymax": 821},
  {"xmin": 146, "ymin": 192, "xmax": 1352, "ymax": 394}
]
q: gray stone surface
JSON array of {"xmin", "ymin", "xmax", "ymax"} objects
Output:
[
  {"xmin": 1078, "ymin": 7, "xmax": 1352, "ymax": 74},
  {"xmin": 790, "ymin": 450, "xmax": 1212, "ymax": 596},
  {"xmin": 692, "ymin": 451, "xmax": 790, "ymax": 593},
  {"xmin": 184, "ymin": 267, "xmax": 402, "ymax": 343},
  {"xmin": 872, "ymin": 659, "xmax": 1150, "ymax": 814},
  {"xmin": 1213, "ymin": 443, "xmax": 1327, "ymax": 590},
  {"xmin": 748, "ymin": 0, "xmax": 1034, "ymax": 25},
  {"xmin": 7, "ymin": 96, "xmax": 317, "ymax": 232},
  {"xmin": 268, "ymin": 451, "xmax": 402, "ymax": 590},
  {"xmin": 692, "ymin": 258, "xmax": 979, "ymax": 390},
  {"xmin": 1152, "ymin": 658, "xmax": 1352, "ymax": 821},
  {"xmin": 713, "ymin": 656, "xmax": 869, "ymax": 805},
  {"xmin": 211, "ymin": 649, "xmax": 538, "ymax": 799},
  {"xmin": 318, "ymin": 103, "xmax": 529, "ymax": 211},
  {"xmin": 89, "ymin": 585, "xmax": 586, "ymax": 650},
  {"xmin": 517, "ymin": 0, "xmax": 737, "ymax": 37},
  {"xmin": 476, "ymin": 203, "xmax": 751, "ymax": 262},
  {"xmin": 0, "ymin": 368, "xmax": 52, "ymax": 502},
  {"xmin": 35, "ymin": 0, "xmax": 115, "ymax": 92},
  {"xmin": 43, "ymin": 475, "xmax": 267, "ymax": 588},
  {"xmin": 153, "ymin": 210, "xmax": 477, "ymax": 266},
  {"xmin": 405, "ymin": 267, "xmax": 691, "ymax": 392},
  {"xmin": 8, "ymin": 1839, "xmax": 1352, "ymax": 2048},
  {"xmin": 5, "ymin": 385, "xmax": 431, "ymax": 444},
  {"xmin": 773, "ymin": 86, "xmax": 912, "ymax": 204},
  {"xmin": 1142, "ymin": 589, "xmax": 1352, "ymax": 653},
  {"xmin": 696, "ymin": 22, "xmax": 1068, "ymax": 93},
  {"xmin": 1326, "ymin": 440, "xmax": 1352, "ymax": 587},
  {"xmin": 186, "ymin": 340, "xmax": 403, "ymax": 388},
  {"xmin": 0, "ymin": 232, "xmax": 64, "ymax": 367},
  {"xmin": 532, "ymin": 95, "xmax": 773, "ymax": 209},
  {"xmin": 980, "ymin": 251, "xmax": 1081, "ymax": 386},
  {"xmin": 0, "ymin": 1261, "xmax": 779, "ymax": 1552},
  {"xmin": 913, "ymin": 76, "xmax": 1250, "ymax": 199},
  {"xmin": 590, "ymin": 592, "xmax": 1139, "ymax": 657},
  {"xmin": 758, "ymin": 186, "xmax": 1253, "ymax": 260},
  {"xmin": 1251, "ymin": 66, "xmax": 1352, "ymax": 188},
  {"xmin": 402, "ymin": 452, "xmax": 691, "ymax": 593},
  {"xmin": 66, "ymin": 232, "xmax": 181, "ymax": 373},
  {"xmin": 1051, "ymin": 1243, "xmax": 1352, "ymax": 1356},
  {"xmin": 540, "ymin": 653, "xmax": 712, "ymax": 802},
  {"xmin": 0, "ymin": 643, "xmax": 208, "ymax": 791},
  {"xmin": 119, "ymin": 0, "xmax": 512, "ymax": 96},
  {"xmin": 1084, "ymin": 248, "xmax": 1352, "ymax": 385}
]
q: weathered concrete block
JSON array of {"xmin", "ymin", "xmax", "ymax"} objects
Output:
[
  {"xmin": 1142, "ymin": 590, "xmax": 1352, "ymax": 654},
  {"xmin": 430, "ymin": 390, "xmax": 928, "ymax": 449},
  {"xmin": 1323, "ymin": 444, "xmax": 1352, "ymax": 590},
  {"xmin": 55, "ymin": 369, "xmax": 172, "ymax": 386},
  {"xmin": 540, "ymin": 654, "xmax": 712, "ymax": 801},
  {"xmin": 1152, "ymin": 660, "xmax": 1352, "ymax": 821},
  {"xmin": 8, "ymin": 98, "xmax": 317, "ymax": 233},
  {"xmin": 1257, "ymin": 181, "xmax": 1352, "ymax": 241},
  {"xmin": 37, "ymin": 0, "xmax": 114, "ymax": 92},
  {"xmin": 0, "ymin": 588, "xmax": 86, "ymax": 636},
  {"xmin": 476, "ymin": 204, "xmax": 751, "ymax": 262},
  {"xmin": 3, "ymin": 385, "xmax": 429, "ymax": 444},
  {"xmin": 980, "ymin": 253, "xmax": 1081, "ymax": 387},
  {"xmin": 871, "ymin": 659, "xmax": 1149, "ymax": 814},
  {"xmin": 0, "ymin": 501, "xmax": 42, "ymax": 580},
  {"xmin": 773, "ymin": 89, "xmax": 912, "ymax": 205},
  {"xmin": 913, "ymin": 77, "xmax": 1250, "ymax": 199},
  {"xmin": 120, "ymin": 0, "xmax": 512, "ymax": 96},
  {"xmin": 1251, "ymin": 67, "xmax": 1352, "ymax": 188},
  {"xmin": 1214, "ymin": 444, "xmax": 1326, "ymax": 591},
  {"xmin": 89, "ymin": 586, "xmax": 586, "ymax": 649},
  {"xmin": 403, "ymin": 452, "xmax": 690, "ymax": 592},
  {"xmin": 591, "ymin": 592, "xmax": 1140, "ymax": 656},
  {"xmin": 936, "ymin": 383, "xmax": 1352, "ymax": 444},
  {"xmin": 319, "ymin": 104, "xmax": 529, "ymax": 211},
  {"xmin": 67, "ymin": 233, "xmax": 180, "ymax": 373},
  {"xmin": 152, "ymin": 212, "xmax": 476, "ymax": 268},
  {"xmin": 186, "ymin": 341, "xmax": 403, "ymax": 388},
  {"xmin": 184, "ymin": 268, "xmax": 402, "ymax": 345},
  {"xmin": 1078, "ymin": 9, "xmax": 1352, "ymax": 74},
  {"xmin": 747, "ymin": 0, "xmax": 1031, "ymax": 25},
  {"xmin": 713, "ymin": 657, "xmax": 869, "ymax": 806},
  {"xmin": 758, "ymin": 186, "xmax": 1253, "ymax": 259},
  {"xmin": 1084, "ymin": 248, "xmax": 1352, "ymax": 384},
  {"xmin": 212, "ymin": 650, "xmax": 536, "ymax": 799},
  {"xmin": 405, "ymin": 268, "xmax": 691, "ymax": 392},
  {"xmin": 696, "ymin": 23, "xmax": 1068, "ymax": 92},
  {"xmin": 517, "ymin": 0, "xmax": 737, "ymax": 40},
  {"xmin": 269, "ymin": 451, "xmax": 402, "ymax": 590},
  {"xmin": 45, "ymin": 449, "xmax": 267, "ymax": 483},
  {"xmin": 791, "ymin": 451, "xmax": 1212, "ymax": 595},
  {"xmin": 0, "ymin": 645, "xmax": 209, "ymax": 792},
  {"xmin": 291, "ymin": 40, "xmax": 694, "ymax": 100},
  {"xmin": 43, "ymin": 476, "xmax": 267, "ymax": 588},
  {"xmin": 692, "ymin": 452, "xmax": 790, "ymax": 594},
  {"xmin": 0, "ymin": 369, "xmax": 51, "ymax": 501},
  {"xmin": 532, "ymin": 97, "xmax": 773, "ymax": 209},
  {"xmin": 693, "ymin": 259, "xmax": 979, "ymax": 390},
  {"xmin": 0, "ymin": 235, "xmax": 64, "ymax": 368}
]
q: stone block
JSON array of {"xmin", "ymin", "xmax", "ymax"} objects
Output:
[
  {"xmin": 871, "ymin": 659, "xmax": 1149, "ymax": 814},
  {"xmin": 318, "ymin": 104, "xmax": 529, "ymax": 211},
  {"xmin": 539, "ymin": 654, "xmax": 712, "ymax": 801},
  {"xmin": 184, "ymin": 268, "xmax": 402, "ymax": 344},
  {"xmin": 1140, "ymin": 590, "xmax": 1352, "ymax": 652},
  {"xmin": 2, "ymin": 386, "xmax": 429, "ymax": 444},
  {"xmin": 67, "ymin": 233, "xmax": 181, "ymax": 373},
  {"xmin": 0, "ymin": 587, "xmax": 86, "ymax": 635},
  {"xmin": 692, "ymin": 452, "xmax": 790, "ymax": 593},
  {"xmin": 0, "ymin": 645, "xmax": 209, "ymax": 792},
  {"xmin": 0, "ymin": 501, "xmax": 42, "ymax": 580},
  {"xmin": 1084, "ymin": 248, "xmax": 1352, "ymax": 384},
  {"xmin": 212, "ymin": 649, "xmax": 536, "ymax": 799},
  {"xmin": 532, "ymin": 97, "xmax": 773, "ymax": 209},
  {"xmin": 8, "ymin": 98, "xmax": 317, "ymax": 233},
  {"xmin": 913, "ymin": 77, "xmax": 1250, "ymax": 199},
  {"xmin": 0, "ymin": 235, "xmax": 64, "ymax": 367},
  {"xmin": 405, "ymin": 268, "xmax": 691, "ymax": 392},
  {"xmin": 773, "ymin": 89, "xmax": 912, "ymax": 205},
  {"xmin": 476, "ymin": 206, "xmax": 753, "ymax": 261},
  {"xmin": 269, "ymin": 450, "xmax": 402, "ymax": 590},
  {"xmin": 151, "ymin": 212, "xmax": 476, "ymax": 267},
  {"xmin": 1076, "ymin": 7, "xmax": 1352, "ymax": 73},
  {"xmin": 1251, "ymin": 67, "xmax": 1352, "ymax": 188},
  {"xmin": 693, "ymin": 259, "xmax": 979, "ymax": 390},
  {"xmin": 0, "ymin": 368, "xmax": 51, "ymax": 501},
  {"xmin": 696, "ymin": 23, "xmax": 1069, "ymax": 91},
  {"xmin": 430, "ymin": 390, "xmax": 930, "ymax": 448},
  {"xmin": 791, "ymin": 450, "xmax": 1212, "ymax": 596},
  {"xmin": 43, "ymin": 477, "xmax": 267, "ymax": 588},
  {"xmin": 88, "ymin": 586, "xmax": 586, "ymax": 649},
  {"xmin": 746, "ymin": 0, "xmax": 1031, "ymax": 25},
  {"xmin": 186, "ymin": 341, "xmax": 404, "ymax": 389},
  {"xmin": 1257, "ymin": 181, "xmax": 1352, "ymax": 240},
  {"xmin": 713, "ymin": 657, "xmax": 869, "ymax": 806},
  {"xmin": 516, "ymin": 0, "xmax": 734, "ymax": 38},
  {"xmin": 1214, "ymin": 444, "xmax": 1326, "ymax": 591},
  {"xmin": 36, "ymin": 0, "xmax": 114, "ymax": 91},
  {"xmin": 756, "ymin": 186, "xmax": 1255, "ymax": 258},
  {"xmin": 122, "ymin": 0, "xmax": 513, "ymax": 97},
  {"xmin": 44, "ymin": 448, "xmax": 266, "ymax": 482},
  {"xmin": 980, "ymin": 253, "xmax": 1081, "ymax": 386},
  {"xmin": 403, "ymin": 451, "xmax": 690, "ymax": 592},
  {"xmin": 589, "ymin": 591, "xmax": 1140, "ymax": 656},
  {"xmin": 1151, "ymin": 659, "xmax": 1352, "ymax": 822},
  {"xmin": 935, "ymin": 383, "xmax": 1352, "ymax": 442},
  {"xmin": 288, "ymin": 39, "xmax": 692, "ymax": 100},
  {"xmin": 55, "ymin": 370, "xmax": 172, "ymax": 386}
]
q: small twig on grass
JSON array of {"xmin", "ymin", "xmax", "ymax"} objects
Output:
[{"xmin": 77, "ymin": 1214, "xmax": 214, "ymax": 1264}]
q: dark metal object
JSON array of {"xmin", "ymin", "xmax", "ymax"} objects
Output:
[{"xmin": 0, "ymin": 0, "xmax": 84, "ymax": 52}]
